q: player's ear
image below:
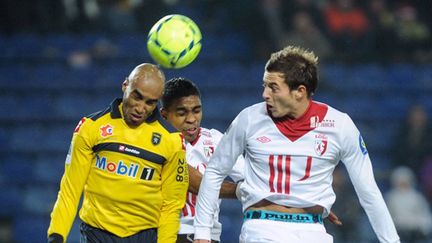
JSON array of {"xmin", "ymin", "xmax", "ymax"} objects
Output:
[
  {"xmin": 122, "ymin": 77, "xmax": 129, "ymax": 92},
  {"xmin": 295, "ymin": 85, "xmax": 307, "ymax": 99},
  {"xmin": 160, "ymin": 108, "xmax": 167, "ymax": 119}
]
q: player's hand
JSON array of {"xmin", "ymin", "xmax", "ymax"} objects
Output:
[
  {"xmin": 327, "ymin": 210, "xmax": 342, "ymax": 226},
  {"xmin": 193, "ymin": 240, "xmax": 210, "ymax": 243}
]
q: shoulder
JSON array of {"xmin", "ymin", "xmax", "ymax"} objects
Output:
[
  {"xmin": 145, "ymin": 108, "xmax": 178, "ymax": 134},
  {"xmin": 200, "ymin": 127, "xmax": 223, "ymax": 143},
  {"xmin": 235, "ymin": 102, "xmax": 267, "ymax": 120},
  {"xmin": 245, "ymin": 102, "xmax": 266, "ymax": 113},
  {"xmin": 156, "ymin": 116, "xmax": 178, "ymax": 134},
  {"xmin": 86, "ymin": 98, "xmax": 121, "ymax": 122},
  {"xmin": 316, "ymin": 101, "xmax": 351, "ymax": 123},
  {"xmin": 86, "ymin": 106, "xmax": 111, "ymax": 121},
  {"xmin": 73, "ymin": 104, "xmax": 113, "ymax": 135},
  {"xmin": 207, "ymin": 128, "xmax": 223, "ymax": 137}
]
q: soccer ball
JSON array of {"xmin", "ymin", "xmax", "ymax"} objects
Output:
[{"xmin": 147, "ymin": 14, "xmax": 202, "ymax": 69}]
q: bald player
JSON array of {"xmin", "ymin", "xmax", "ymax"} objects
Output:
[{"xmin": 47, "ymin": 63, "xmax": 189, "ymax": 243}]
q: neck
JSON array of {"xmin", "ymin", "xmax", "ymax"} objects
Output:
[{"xmin": 290, "ymin": 99, "xmax": 311, "ymax": 119}]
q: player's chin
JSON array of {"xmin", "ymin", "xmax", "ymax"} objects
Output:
[
  {"xmin": 183, "ymin": 131, "xmax": 198, "ymax": 143},
  {"xmin": 126, "ymin": 116, "xmax": 144, "ymax": 127}
]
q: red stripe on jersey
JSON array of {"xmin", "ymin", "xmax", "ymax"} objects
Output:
[
  {"xmin": 269, "ymin": 155, "xmax": 275, "ymax": 192},
  {"xmin": 276, "ymin": 155, "xmax": 283, "ymax": 193},
  {"xmin": 299, "ymin": 156, "xmax": 312, "ymax": 181},
  {"xmin": 285, "ymin": 156, "xmax": 291, "ymax": 194},
  {"xmin": 182, "ymin": 205, "xmax": 188, "ymax": 216},
  {"xmin": 183, "ymin": 193, "xmax": 197, "ymax": 216},
  {"xmin": 189, "ymin": 200, "xmax": 195, "ymax": 216},
  {"xmin": 192, "ymin": 193, "xmax": 196, "ymax": 204}
]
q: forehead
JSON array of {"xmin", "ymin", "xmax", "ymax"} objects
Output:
[
  {"xmin": 263, "ymin": 71, "xmax": 285, "ymax": 85},
  {"xmin": 131, "ymin": 79, "xmax": 164, "ymax": 99},
  {"xmin": 169, "ymin": 95, "xmax": 201, "ymax": 110}
]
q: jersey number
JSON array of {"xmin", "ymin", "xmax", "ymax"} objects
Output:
[
  {"xmin": 268, "ymin": 155, "xmax": 312, "ymax": 194},
  {"xmin": 141, "ymin": 168, "xmax": 155, "ymax": 180}
]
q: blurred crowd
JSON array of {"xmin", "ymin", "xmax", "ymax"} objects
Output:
[{"xmin": 1, "ymin": 0, "xmax": 432, "ymax": 63}]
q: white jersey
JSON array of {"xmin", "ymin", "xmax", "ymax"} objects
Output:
[
  {"xmin": 179, "ymin": 127, "xmax": 244, "ymax": 241},
  {"xmin": 194, "ymin": 101, "xmax": 400, "ymax": 243}
]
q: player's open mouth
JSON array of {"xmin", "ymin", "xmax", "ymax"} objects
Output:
[
  {"xmin": 185, "ymin": 127, "xmax": 197, "ymax": 136},
  {"xmin": 130, "ymin": 114, "xmax": 142, "ymax": 121}
]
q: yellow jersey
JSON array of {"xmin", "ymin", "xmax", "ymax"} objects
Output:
[{"xmin": 48, "ymin": 98, "xmax": 189, "ymax": 242}]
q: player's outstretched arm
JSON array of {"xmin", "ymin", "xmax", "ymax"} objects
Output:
[{"xmin": 188, "ymin": 165, "xmax": 238, "ymax": 198}]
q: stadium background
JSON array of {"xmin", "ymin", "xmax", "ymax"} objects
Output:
[{"xmin": 0, "ymin": 0, "xmax": 432, "ymax": 242}]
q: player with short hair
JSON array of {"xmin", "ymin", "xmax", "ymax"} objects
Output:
[
  {"xmin": 47, "ymin": 63, "xmax": 189, "ymax": 243},
  {"xmin": 160, "ymin": 77, "xmax": 245, "ymax": 243},
  {"xmin": 193, "ymin": 46, "xmax": 400, "ymax": 243}
]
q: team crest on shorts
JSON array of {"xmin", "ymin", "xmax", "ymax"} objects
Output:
[
  {"xmin": 314, "ymin": 137, "xmax": 328, "ymax": 156},
  {"xmin": 152, "ymin": 132, "xmax": 161, "ymax": 145}
]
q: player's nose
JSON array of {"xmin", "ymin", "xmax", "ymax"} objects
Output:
[
  {"xmin": 262, "ymin": 87, "xmax": 270, "ymax": 100},
  {"xmin": 185, "ymin": 113, "xmax": 197, "ymax": 123}
]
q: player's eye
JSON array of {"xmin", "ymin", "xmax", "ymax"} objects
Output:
[
  {"xmin": 146, "ymin": 100, "xmax": 158, "ymax": 106},
  {"xmin": 193, "ymin": 108, "xmax": 201, "ymax": 114}
]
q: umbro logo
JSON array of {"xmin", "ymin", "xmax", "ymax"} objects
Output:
[{"xmin": 256, "ymin": 136, "xmax": 271, "ymax": 143}]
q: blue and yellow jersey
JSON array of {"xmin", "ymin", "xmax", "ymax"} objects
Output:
[{"xmin": 48, "ymin": 98, "xmax": 188, "ymax": 242}]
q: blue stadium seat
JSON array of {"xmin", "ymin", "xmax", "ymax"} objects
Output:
[
  {"xmin": 385, "ymin": 64, "xmax": 418, "ymax": 92},
  {"xmin": 416, "ymin": 65, "xmax": 432, "ymax": 90},
  {"xmin": 53, "ymin": 93, "xmax": 96, "ymax": 119},
  {"xmin": 163, "ymin": 65, "xmax": 205, "ymax": 87},
  {"xmin": 13, "ymin": 214, "xmax": 49, "ymax": 243},
  {"xmin": 9, "ymin": 126, "xmax": 45, "ymax": 152},
  {"xmin": 13, "ymin": 214, "xmax": 82, "ymax": 243},
  {"xmin": 348, "ymin": 64, "xmax": 388, "ymax": 92},
  {"xmin": 113, "ymin": 34, "xmax": 149, "ymax": 59},
  {"xmin": 219, "ymin": 200, "xmax": 243, "ymax": 242},
  {"xmin": 43, "ymin": 125, "xmax": 75, "ymax": 153},
  {"xmin": 0, "ymin": 95, "xmax": 19, "ymax": 120},
  {"xmin": 23, "ymin": 184, "xmax": 58, "ymax": 215},
  {"xmin": 0, "ymin": 185, "xmax": 23, "ymax": 217},
  {"xmin": 3, "ymin": 34, "xmax": 44, "ymax": 59},
  {"xmin": 42, "ymin": 34, "xmax": 95, "ymax": 58},
  {"xmin": 220, "ymin": 34, "xmax": 252, "ymax": 60},
  {"xmin": 91, "ymin": 63, "xmax": 131, "ymax": 89},
  {"xmin": 0, "ymin": 154, "xmax": 34, "ymax": 185},
  {"xmin": 66, "ymin": 65, "xmax": 100, "ymax": 89},
  {"xmin": 9, "ymin": 125, "xmax": 70, "ymax": 153},
  {"xmin": 0, "ymin": 64, "xmax": 31, "ymax": 90},
  {"xmin": 34, "ymin": 155, "xmax": 65, "ymax": 184},
  {"xmin": 0, "ymin": 127, "xmax": 9, "ymax": 148},
  {"xmin": 53, "ymin": 93, "xmax": 116, "ymax": 120},
  {"xmin": 0, "ymin": 91, "xmax": 52, "ymax": 121},
  {"xmin": 201, "ymin": 63, "xmax": 250, "ymax": 88},
  {"xmin": 320, "ymin": 63, "xmax": 350, "ymax": 90},
  {"xmin": 29, "ymin": 64, "xmax": 69, "ymax": 90},
  {"xmin": 17, "ymin": 94, "xmax": 55, "ymax": 120}
]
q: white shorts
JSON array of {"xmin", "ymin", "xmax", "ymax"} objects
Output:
[{"xmin": 239, "ymin": 219, "xmax": 333, "ymax": 243}]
